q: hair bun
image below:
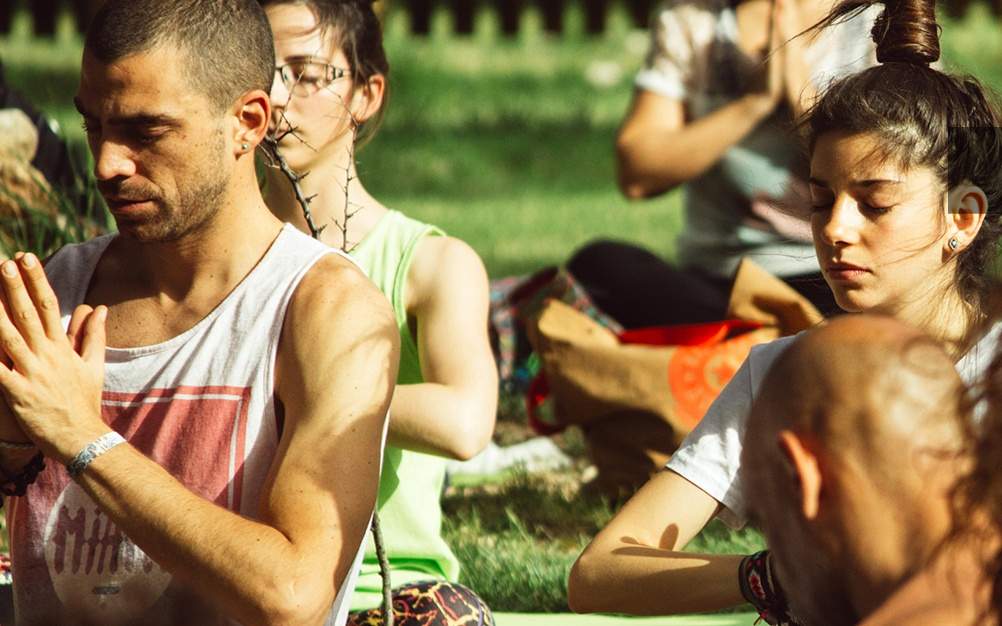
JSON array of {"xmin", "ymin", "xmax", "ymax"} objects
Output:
[{"xmin": 872, "ymin": 0, "xmax": 940, "ymax": 65}]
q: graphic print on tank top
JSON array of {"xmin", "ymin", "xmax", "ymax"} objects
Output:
[
  {"xmin": 14, "ymin": 385, "xmax": 252, "ymax": 622},
  {"xmin": 9, "ymin": 224, "xmax": 366, "ymax": 626}
]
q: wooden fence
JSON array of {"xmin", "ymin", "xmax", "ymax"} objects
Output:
[
  {"xmin": 0, "ymin": 0, "xmax": 996, "ymax": 38},
  {"xmin": 400, "ymin": 1, "xmax": 659, "ymax": 35},
  {"xmin": 396, "ymin": 0, "xmax": 993, "ymax": 31}
]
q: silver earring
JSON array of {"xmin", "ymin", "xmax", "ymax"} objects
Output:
[
  {"xmin": 949, "ymin": 237, "xmax": 960, "ymax": 250},
  {"xmin": 241, "ymin": 142, "xmax": 250, "ymax": 151}
]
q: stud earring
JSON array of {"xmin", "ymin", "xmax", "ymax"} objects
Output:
[
  {"xmin": 949, "ymin": 237, "xmax": 960, "ymax": 251},
  {"xmin": 241, "ymin": 142, "xmax": 250, "ymax": 151}
]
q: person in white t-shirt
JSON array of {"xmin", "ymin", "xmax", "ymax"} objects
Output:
[
  {"xmin": 568, "ymin": 0, "xmax": 1002, "ymax": 620},
  {"xmin": 567, "ymin": 0, "xmax": 880, "ymax": 327}
]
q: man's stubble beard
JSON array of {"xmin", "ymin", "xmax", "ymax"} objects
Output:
[
  {"xmin": 148, "ymin": 168, "xmax": 230, "ymax": 244},
  {"xmin": 119, "ymin": 136, "xmax": 232, "ymax": 244}
]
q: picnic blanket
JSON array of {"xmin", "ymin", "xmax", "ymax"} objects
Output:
[{"xmin": 494, "ymin": 612, "xmax": 758, "ymax": 626}]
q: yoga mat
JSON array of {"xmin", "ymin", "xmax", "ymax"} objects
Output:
[{"xmin": 494, "ymin": 612, "xmax": 759, "ymax": 626}]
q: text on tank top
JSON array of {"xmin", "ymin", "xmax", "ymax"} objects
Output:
[{"xmin": 6, "ymin": 224, "xmax": 362, "ymax": 626}]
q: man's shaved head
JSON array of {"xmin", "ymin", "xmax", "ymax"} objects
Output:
[
  {"xmin": 743, "ymin": 315, "xmax": 967, "ymax": 625},
  {"xmin": 749, "ymin": 315, "xmax": 962, "ymax": 477},
  {"xmin": 85, "ymin": 0, "xmax": 275, "ymax": 112}
]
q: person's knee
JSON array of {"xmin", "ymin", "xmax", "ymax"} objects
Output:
[
  {"xmin": 569, "ymin": 239, "xmax": 648, "ymax": 269},
  {"xmin": 348, "ymin": 580, "xmax": 493, "ymax": 626}
]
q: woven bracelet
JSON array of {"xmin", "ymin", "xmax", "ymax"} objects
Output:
[
  {"xmin": 0, "ymin": 452, "xmax": 45, "ymax": 498},
  {"xmin": 67, "ymin": 432, "xmax": 126, "ymax": 478},
  {"xmin": 738, "ymin": 550, "xmax": 799, "ymax": 626}
]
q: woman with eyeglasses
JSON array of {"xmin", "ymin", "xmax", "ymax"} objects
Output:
[{"xmin": 259, "ymin": 2, "xmax": 498, "ymax": 625}]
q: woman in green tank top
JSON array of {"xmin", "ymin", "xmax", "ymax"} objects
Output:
[{"xmin": 259, "ymin": 2, "xmax": 499, "ymax": 624}]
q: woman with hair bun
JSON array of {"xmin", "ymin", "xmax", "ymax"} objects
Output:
[
  {"xmin": 568, "ymin": 0, "xmax": 1002, "ymax": 620},
  {"xmin": 258, "ymin": 1, "xmax": 498, "ymax": 625},
  {"xmin": 568, "ymin": 0, "xmax": 882, "ymax": 327}
]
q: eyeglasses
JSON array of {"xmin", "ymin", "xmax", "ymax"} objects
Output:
[{"xmin": 274, "ymin": 60, "xmax": 349, "ymax": 97}]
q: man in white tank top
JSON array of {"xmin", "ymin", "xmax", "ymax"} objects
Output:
[{"xmin": 0, "ymin": 1, "xmax": 399, "ymax": 625}]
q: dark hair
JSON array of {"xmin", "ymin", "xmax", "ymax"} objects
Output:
[
  {"xmin": 805, "ymin": 0, "xmax": 1002, "ymax": 318},
  {"xmin": 954, "ymin": 343, "xmax": 1002, "ymax": 621},
  {"xmin": 260, "ymin": 0, "xmax": 390, "ymax": 146},
  {"xmin": 86, "ymin": 0, "xmax": 275, "ymax": 112}
]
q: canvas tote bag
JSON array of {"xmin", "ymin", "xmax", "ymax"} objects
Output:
[{"xmin": 527, "ymin": 258, "xmax": 823, "ymax": 495}]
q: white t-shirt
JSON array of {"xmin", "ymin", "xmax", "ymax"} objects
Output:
[
  {"xmin": 667, "ymin": 321, "xmax": 1002, "ymax": 529},
  {"xmin": 635, "ymin": 0, "xmax": 880, "ymax": 278}
]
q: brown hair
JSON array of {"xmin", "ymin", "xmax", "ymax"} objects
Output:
[
  {"xmin": 805, "ymin": 0, "xmax": 1002, "ymax": 319},
  {"xmin": 86, "ymin": 0, "xmax": 275, "ymax": 112},
  {"xmin": 260, "ymin": 0, "xmax": 390, "ymax": 146},
  {"xmin": 954, "ymin": 344, "xmax": 1002, "ymax": 620}
]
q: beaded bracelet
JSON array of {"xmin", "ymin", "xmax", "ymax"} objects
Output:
[
  {"xmin": 738, "ymin": 550, "xmax": 800, "ymax": 626},
  {"xmin": 0, "ymin": 452, "xmax": 45, "ymax": 498},
  {"xmin": 67, "ymin": 432, "xmax": 126, "ymax": 478}
]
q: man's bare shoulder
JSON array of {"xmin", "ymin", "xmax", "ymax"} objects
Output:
[
  {"xmin": 276, "ymin": 251, "xmax": 399, "ymax": 424},
  {"xmin": 861, "ymin": 602, "xmax": 983, "ymax": 626},
  {"xmin": 279, "ymin": 250, "xmax": 397, "ymax": 376},
  {"xmin": 285, "ymin": 251, "xmax": 395, "ymax": 340},
  {"xmin": 860, "ymin": 563, "xmax": 991, "ymax": 626}
]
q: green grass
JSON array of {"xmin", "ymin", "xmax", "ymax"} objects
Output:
[
  {"xmin": 10, "ymin": 4, "xmax": 1000, "ymax": 276},
  {"xmin": 2, "ymin": 2, "xmax": 1002, "ymax": 613},
  {"xmin": 442, "ymin": 471, "xmax": 765, "ymax": 612},
  {"xmin": 444, "ymin": 473, "xmax": 614, "ymax": 613},
  {"xmin": 0, "ymin": 5, "xmax": 683, "ymax": 277}
]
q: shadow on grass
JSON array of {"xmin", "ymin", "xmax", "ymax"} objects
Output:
[
  {"xmin": 444, "ymin": 471, "xmax": 615, "ymax": 541},
  {"xmin": 443, "ymin": 470, "xmax": 614, "ymax": 612},
  {"xmin": 442, "ymin": 469, "xmax": 765, "ymax": 613}
]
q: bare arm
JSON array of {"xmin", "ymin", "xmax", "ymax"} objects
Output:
[
  {"xmin": 0, "ymin": 253, "xmax": 399, "ymax": 625},
  {"xmin": 776, "ymin": 0, "xmax": 817, "ymax": 120},
  {"xmin": 386, "ymin": 236, "xmax": 498, "ymax": 461},
  {"xmin": 568, "ymin": 469, "xmax": 747, "ymax": 615},
  {"xmin": 618, "ymin": 4, "xmax": 792, "ymax": 201},
  {"xmin": 616, "ymin": 89, "xmax": 777, "ymax": 200}
]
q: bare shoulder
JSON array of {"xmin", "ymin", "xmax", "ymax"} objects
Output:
[
  {"xmin": 412, "ymin": 236, "xmax": 486, "ymax": 277},
  {"xmin": 280, "ymin": 252, "xmax": 398, "ymax": 374},
  {"xmin": 860, "ymin": 572, "xmax": 986, "ymax": 626},
  {"xmin": 289, "ymin": 252, "xmax": 394, "ymax": 329},
  {"xmin": 408, "ymin": 236, "xmax": 488, "ymax": 309}
]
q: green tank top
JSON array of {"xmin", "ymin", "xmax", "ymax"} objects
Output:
[{"xmin": 348, "ymin": 210, "xmax": 460, "ymax": 610}]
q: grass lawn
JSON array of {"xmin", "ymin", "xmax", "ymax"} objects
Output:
[{"xmin": 2, "ymin": 2, "xmax": 1002, "ymax": 614}]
